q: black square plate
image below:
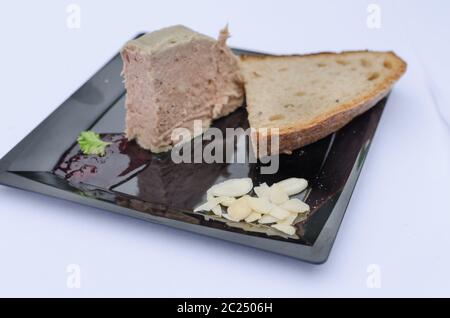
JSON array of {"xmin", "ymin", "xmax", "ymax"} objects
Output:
[{"xmin": 0, "ymin": 42, "xmax": 387, "ymax": 263}]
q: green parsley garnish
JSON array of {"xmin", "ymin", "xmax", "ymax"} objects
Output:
[{"xmin": 76, "ymin": 131, "xmax": 111, "ymax": 156}]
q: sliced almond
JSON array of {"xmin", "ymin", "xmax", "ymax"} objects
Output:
[
  {"xmin": 209, "ymin": 178, "xmax": 253, "ymax": 197},
  {"xmin": 254, "ymin": 183, "xmax": 270, "ymax": 199},
  {"xmin": 275, "ymin": 178, "xmax": 308, "ymax": 196},
  {"xmin": 269, "ymin": 184, "xmax": 289, "ymax": 205},
  {"xmin": 193, "ymin": 197, "xmax": 220, "ymax": 212},
  {"xmin": 222, "ymin": 213, "xmax": 238, "ymax": 222},
  {"xmin": 246, "ymin": 197, "xmax": 272, "ymax": 214},
  {"xmin": 269, "ymin": 205, "xmax": 291, "ymax": 220},
  {"xmin": 194, "ymin": 201, "xmax": 210, "ymax": 212},
  {"xmin": 227, "ymin": 196, "xmax": 252, "ymax": 221},
  {"xmin": 271, "ymin": 223, "xmax": 296, "ymax": 235},
  {"xmin": 278, "ymin": 212, "xmax": 298, "ymax": 225},
  {"xmin": 245, "ymin": 212, "xmax": 262, "ymax": 223},
  {"xmin": 280, "ymin": 198, "xmax": 310, "ymax": 213},
  {"xmin": 266, "ymin": 227, "xmax": 298, "ymax": 239},
  {"xmin": 295, "ymin": 213, "xmax": 308, "ymax": 223},
  {"xmin": 206, "ymin": 190, "xmax": 215, "ymax": 201},
  {"xmin": 211, "ymin": 205, "xmax": 223, "ymax": 216},
  {"xmin": 217, "ymin": 196, "xmax": 236, "ymax": 207},
  {"xmin": 258, "ymin": 215, "xmax": 279, "ymax": 224}
]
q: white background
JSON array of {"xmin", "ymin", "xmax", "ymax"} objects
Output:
[{"xmin": 0, "ymin": 0, "xmax": 449, "ymax": 297}]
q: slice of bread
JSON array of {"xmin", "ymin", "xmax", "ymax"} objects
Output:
[{"xmin": 239, "ymin": 51, "xmax": 406, "ymax": 155}]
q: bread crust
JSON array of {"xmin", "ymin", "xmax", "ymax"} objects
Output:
[{"xmin": 242, "ymin": 51, "xmax": 407, "ymax": 155}]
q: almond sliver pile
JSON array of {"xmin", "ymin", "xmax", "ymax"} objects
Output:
[{"xmin": 194, "ymin": 177, "xmax": 309, "ymax": 236}]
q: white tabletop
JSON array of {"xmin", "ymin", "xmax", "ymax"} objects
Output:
[{"xmin": 1, "ymin": 0, "xmax": 449, "ymax": 297}]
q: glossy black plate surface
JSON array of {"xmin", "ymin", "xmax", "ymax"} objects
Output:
[{"xmin": 0, "ymin": 41, "xmax": 387, "ymax": 263}]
